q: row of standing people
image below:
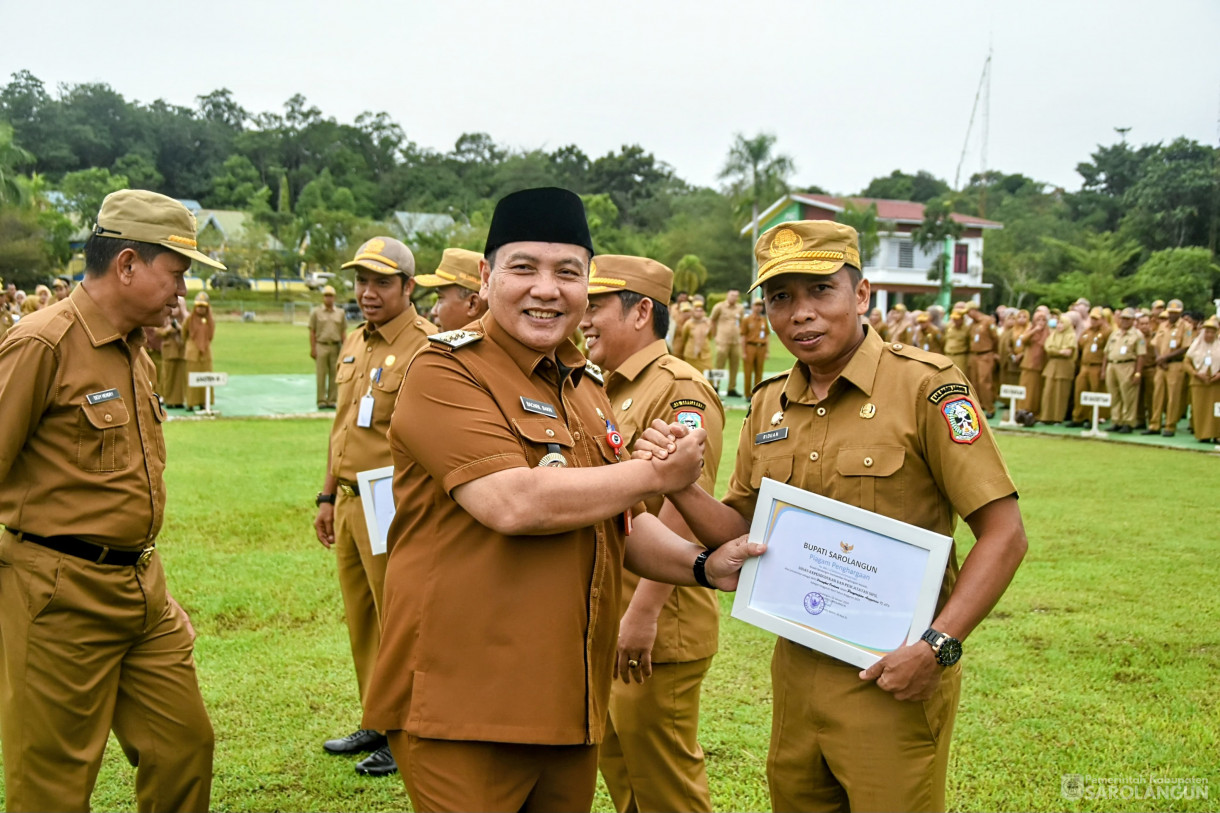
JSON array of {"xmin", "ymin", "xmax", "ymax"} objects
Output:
[
  {"xmin": 668, "ymin": 289, "xmax": 772, "ymax": 395},
  {"xmin": 143, "ymin": 291, "xmax": 216, "ymax": 410}
]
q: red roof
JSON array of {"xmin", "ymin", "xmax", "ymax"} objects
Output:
[{"xmin": 795, "ymin": 193, "xmax": 1002, "ymax": 228}]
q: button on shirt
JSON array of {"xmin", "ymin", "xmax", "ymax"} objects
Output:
[
  {"xmin": 329, "ymin": 305, "xmax": 435, "ymax": 481},
  {"xmin": 723, "ymin": 327, "xmax": 1017, "ymax": 612},
  {"xmin": 0, "ymin": 285, "xmax": 167, "ymax": 548},
  {"xmin": 363, "ymin": 314, "xmax": 625, "ymax": 745}
]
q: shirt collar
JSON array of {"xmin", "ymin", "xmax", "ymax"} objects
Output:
[
  {"xmin": 70, "ymin": 284, "xmax": 142, "ymax": 348},
  {"xmin": 607, "ymin": 339, "xmax": 669, "ymax": 385},
  {"xmin": 780, "ymin": 325, "xmax": 882, "ymax": 407},
  {"xmin": 364, "ymin": 303, "xmax": 420, "ymax": 344},
  {"xmin": 481, "ymin": 312, "xmax": 591, "ymax": 387}
]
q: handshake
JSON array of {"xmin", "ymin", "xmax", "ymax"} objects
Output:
[{"xmin": 632, "ymin": 419, "xmax": 709, "ymax": 496}]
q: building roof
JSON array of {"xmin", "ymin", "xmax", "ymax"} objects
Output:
[
  {"xmin": 390, "ymin": 211, "xmax": 456, "ymax": 239},
  {"xmin": 741, "ymin": 192, "xmax": 1004, "ymax": 236},
  {"xmin": 196, "ymin": 209, "xmax": 285, "ymax": 251}
]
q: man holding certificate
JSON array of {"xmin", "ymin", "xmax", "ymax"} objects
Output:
[{"xmin": 640, "ymin": 220, "xmax": 1028, "ymax": 813}]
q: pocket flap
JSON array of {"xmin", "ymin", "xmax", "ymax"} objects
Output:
[
  {"xmin": 836, "ymin": 446, "xmax": 904, "ymax": 477},
  {"xmin": 374, "ymin": 370, "xmax": 404, "ymax": 393},
  {"xmin": 512, "ymin": 418, "xmax": 574, "ymax": 448},
  {"xmin": 81, "ymin": 398, "xmax": 131, "ymax": 429},
  {"xmin": 750, "ymin": 455, "xmax": 793, "ymax": 488},
  {"xmin": 335, "ymin": 364, "xmax": 357, "ymax": 383}
]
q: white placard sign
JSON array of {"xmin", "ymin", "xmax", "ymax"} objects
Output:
[
  {"xmin": 731, "ymin": 478, "xmax": 952, "ymax": 670},
  {"xmin": 1000, "ymin": 384, "xmax": 1026, "ymax": 400},
  {"xmin": 1079, "ymin": 391, "xmax": 1111, "ymax": 407},
  {"xmin": 188, "ymin": 372, "xmax": 229, "ymax": 387},
  {"xmin": 705, "ymin": 369, "xmax": 728, "ymax": 383},
  {"xmin": 1214, "ymin": 402, "xmax": 1220, "ymax": 418},
  {"xmin": 356, "ymin": 466, "xmax": 396, "ymax": 556}
]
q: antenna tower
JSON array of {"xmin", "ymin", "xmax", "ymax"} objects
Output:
[{"xmin": 955, "ymin": 49, "xmax": 992, "ymax": 213}]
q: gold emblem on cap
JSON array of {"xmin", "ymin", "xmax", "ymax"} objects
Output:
[
  {"xmin": 365, "ymin": 238, "xmax": 386, "ymax": 254},
  {"xmin": 771, "ymin": 411, "xmax": 784, "ymax": 426},
  {"xmin": 538, "ymin": 452, "xmax": 568, "ymax": 468},
  {"xmin": 859, "ymin": 403, "xmax": 876, "ymax": 419},
  {"xmin": 384, "ymin": 354, "xmax": 397, "ymax": 366},
  {"xmin": 621, "ymin": 398, "xmax": 633, "ymax": 411},
  {"xmin": 769, "ymin": 228, "xmax": 802, "ymax": 258}
]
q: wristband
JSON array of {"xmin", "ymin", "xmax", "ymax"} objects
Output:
[
  {"xmin": 315, "ymin": 492, "xmax": 335, "ymax": 506},
  {"xmin": 693, "ymin": 548, "xmax": 716, "ymax": 589}
]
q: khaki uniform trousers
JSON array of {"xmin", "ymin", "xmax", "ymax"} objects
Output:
[
  {"xmin": 1105, "ymin": 362, "xmax": 1139, "ymax": 426},
  {"xmin": 967, "ymin": 352, "xmax": 996, "ymax": 412},
  {"xmin": 160, "ymin": 358, "xmax": 187, "ymax": 406},
  {"xmin": 315, "ymin": 341, "xmax": 341, "ymax": 407},
  {"xmin": 0, "ymin": 533, "xmax": 213, "ymax": 813},
  {"xmin": 1072, "ymin": 364, "xmax": 1109, "ymax": 422},
  {"xmin": 1149, "ymin": 362, "xmax": 1187, "ymax": 432},
  {"xmin": 334, "ymin": 489, "xmax": 387, "ymax": 706},
  {"xmin": 1017, "ymin": 369, "xmax": 1043, "ymax": 414},
  {"xmin": 767, "ymin": 639, "xmax": 960, "ymax": 813},
  {"xmin": 744, "ymin": 344, "xmax": 768, "ymax": 394},
  {"xmin": 714, "ymin": 340, "xmax": 742, "ymax": 392},
  {"xmin": 388, "ymin": 732, "xmax": 599, "ymax": 813},
  {"xmin": 599, "ymin": 657, "xmax": 714, "ymax": 813},
  {"xmin": 947, "ymin": 353, "xmax": 968, "ymax": 375}
]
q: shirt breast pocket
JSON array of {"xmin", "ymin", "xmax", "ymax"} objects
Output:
[
  {"xmin": 749, "ymin": 454, "xmax": 794, "ymax": 489},
  {"xmin": 834, "ymin": 446, "xmax": 905, "ymax": 515},
  {"xmin": 512, "ymin": 419, "xmax": 575, "ymax": 468},
  {"xmin": 77, "ymin": 399, "xmax": 131, "ymax": 473},
  {"xmin": 372, "ymin": 370, "xmax": 404, "ymax": 415}
]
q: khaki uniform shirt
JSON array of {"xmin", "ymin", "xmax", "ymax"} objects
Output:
[
  {"xmin": 710, "ymin": 301, "xmax": 744, "ymax": 347},
  {"xmin": 605, "ymin": 340, "xmax": 722, "ymax": 663},
  {"xmin": 1043, "ymin": 326, "xmax": 1078, "ymax": 379},
  {"xmin": 678, "ymin": 317, "xmax": 713, "ymax": 360},
  {"xmin": 969, "ymin": 315, "xmax": 998, "ymax": 353},
  {"xmin": 1018, "ymin": 327, "xmax": 1047, "ymax": 371},
  {"xmin": 1153, "ymin": 321, "xmax": 1192, "ymax": 358},
  {"xmin": 309, "ymin": 305, "xmax": 346, "ymax": 344},
  {"xmin": 1104, "ymin": 327, "xmax": 1144, "ymax": 364},
  {"xmin": 0, "ymin": 286, "xmax": 167, "ymax": 548},
  {"xmin": 329, "ymin": 305, "xmax": 435, "ymax": 481},
  {"xmin": 364, "ymin": 314, "xmax": 626, "ymax": 745},
  {"xmin": 914, "ymin": 324, "xmax": 944, "ymax": 355},
  {"xmin": 0, "ymin": 308, "xmax": 12, "ymax": 343},
  {"xmin": 1078, "ymin": 327, "xmax": 1108, "ymax": 365},
  {"xmin": 723, "ymin": 328, "xmax": 1017, "ymax": 614},
  {"xmin": 742, "ymin": 313, "xmax": 770, "ymax": 345},
  {"xmin": 942, "ymin": 322, "xmax": 970, "ymax": 355}
]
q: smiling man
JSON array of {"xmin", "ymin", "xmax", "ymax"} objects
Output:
[
  {"xmin": 0, "ymin": 190, "xmax": 221, "ymax": 812},
  {"xmin": 415, "ymin": 247, "xmax": 488, "ymax": 332},
  {"xmin": 362, "ymin": 188, "xmax": 763, "ymax": 812},
  {"xmin": 639, "ymin": 220, "xmax": 1028, "ymax": 813},
  {"xmin": 313, "ymin": 236, "xmax": 437, "ymax": 778}
]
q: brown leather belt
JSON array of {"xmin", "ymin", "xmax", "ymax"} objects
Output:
[{"xmin": 9, "ymin": 529, "xmax": 155, "ymax": 566}]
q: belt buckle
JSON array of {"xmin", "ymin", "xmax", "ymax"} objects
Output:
[
  {"xmin": 137, "ymin": 547, "xmax": 156, "ymax": 567},
  {"xmin": 339, "ymin": 484, "xmax": 356, "ymax": 497}
]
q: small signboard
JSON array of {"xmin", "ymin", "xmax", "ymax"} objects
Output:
[
  {"xmin": 1079, "ymin": 391, "xmax": 1111, "ymax": 407},
  {"xmin": 1000, "ymin": 384, "xmax": 1026, "ymax": 400},
  {"xmin": 188, "ymin": 372, "xmax": 229, "ymax": 387},
  {"xmin": 1214, "ymin": 402, "xmax": 1220, "ymax": 418}
]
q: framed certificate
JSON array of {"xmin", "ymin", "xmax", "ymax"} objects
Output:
[
  {"xmin": 355, "ymin": 465, "xmax": 395, "ymax": 556},
  {"xmin": 730, "ymin": 478, "xmax": 952, "ymax": 669}
]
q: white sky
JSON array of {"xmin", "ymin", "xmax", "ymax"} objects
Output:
[{"xmin": 3, "ymin": 0, "xmax": 1218, "ymax": 196}]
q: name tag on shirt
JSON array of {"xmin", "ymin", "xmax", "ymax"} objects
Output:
[
  {"xmin": 1090, "ymin": 343, "xmax": 1097, "ymax": 353},
  {"xmin": 755, "ymin": 428, "xmax": 788, "ymax": 445},
  {"xmin": 1120, "ymin": 346, "xmax": 1128, "ymax": 355},
  {"xmin": 86, "ymin": 388, "xmax": 120, "ymax": 405},
  {"xmin": 1170, "ymin": 340, "xmax": 1177, "ymax": 350},
  {"xmin": 356, "ymin": 394, "xmax": 375, "ymax": 428},
  {"xmin": 342, "ymin": 356, "xmax": 356, "ymax": 364},
  {"xmin": 520, "ymin": 397, "xmax": 558, "ymax": 418}
]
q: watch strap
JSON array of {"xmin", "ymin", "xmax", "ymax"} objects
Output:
[{"xmin": 693, "ymin": 549, "xmax": 716, "ymax": 589}]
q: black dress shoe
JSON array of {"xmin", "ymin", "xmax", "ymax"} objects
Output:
[
  {"xmin": 355, "ymin": 745, "xmax": 398, "ymax": 776},
  {"xmin": 1141, "ymin": 429, "xmax": 1159, "ymax": 435},
  {"xmin": 726, "ymin": 390, "xmax": 741, "ymax": 398},
  {"xmin": 1064, "ymin": 421, "xmax": 1083, "ymax": 428},
  {"xmin": 323, "ymin": 729, "xmax": 387, "ymax": 755}
]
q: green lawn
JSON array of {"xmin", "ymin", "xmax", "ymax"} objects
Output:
[{"xmin": 3, "ymin": 419, "xmax": 1212, "ymax": 812}]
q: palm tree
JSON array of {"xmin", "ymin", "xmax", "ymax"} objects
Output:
[
  {"xmin": 0, "ymin": 123, "xmax": 35, "ymax": 207},
  {"xmin": 719, "ymin": 133, "xmax": 795, "ymax": 283}
]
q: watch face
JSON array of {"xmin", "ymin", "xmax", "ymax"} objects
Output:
[{"xmin": 937, "ymin": 637, "xmax": 963, "ymax": 666}]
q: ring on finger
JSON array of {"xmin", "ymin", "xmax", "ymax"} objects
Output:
[{"xmin": 627, "ymin": 659, "xmax": 640, "ymax": 669}]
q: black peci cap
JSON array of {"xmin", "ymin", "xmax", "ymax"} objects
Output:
[{"xmin": 484, "ymin": 187, "xmax": 594, "ymax": 258}]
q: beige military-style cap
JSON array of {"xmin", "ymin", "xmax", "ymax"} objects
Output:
[
  {"xmin": 1088, "ymin": 306, "xmax": 1103, "ymax": 318},
  {"xmin": 321, "ymin": 284, "xmax": 336, "ymax": 295},
  {"xmin": 341, "ymin": 236, "xmax": 415, "ymax": 276},
  {"xmin": 415, "ymin": 248, "xmax": 482, "ymax": 292},
  {"xmin": 1151, "ymin": 299, "xmax": 1166, "ymax": 309},
  {"xmin": 587, "ymin": 255, "xmax": 674, "ymax": 304},
  {"xmin": 749, "ymin": 221, "xmax": 861, "ymax": 292},
  {"xmin": 94, "ymin": 189, "xmax": 226, "ymax": 270},
  {"xmin": 1202, "ymin": 315, "xmax": 1218, "ymax": 329},
  {"xmin": 1165, "ymin": 299, "xmax": 1184, "ymax": 313},
  {"xmin": 1119, "ymin": 307, "xmax": 1137, "ymax": 319},
  {"xmin": 193, "ymin": 291, "xmax": 210, "ymax": 305}
]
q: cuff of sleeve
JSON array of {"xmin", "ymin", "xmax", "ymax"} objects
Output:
[{"xmin": 441, "ymin": 454, "xmax": 528, "ymax": 495}]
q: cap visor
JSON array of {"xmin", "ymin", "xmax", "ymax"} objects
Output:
[
  {"xmin": 413, "ymin": 274, "xmax": 447, "ymax": 287},
  {"xmin": 341, "ymin": 259, "xmax": 402, "ymax": 275},
  {"xmin": 748, "ymin": 260, "xmax": 845, "ymax": 292},
  {"xmin": 167, "ymin": 244, "xmax": 226, "ymax": 271}
]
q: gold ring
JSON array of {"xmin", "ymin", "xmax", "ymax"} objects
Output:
[{"xmin": 627, "ymin": 659, "xmax": 640, "ymax": 669}]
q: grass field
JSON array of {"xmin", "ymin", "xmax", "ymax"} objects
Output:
[{"xmin": 1, "ymin": 324, "xmax": 1216, "ymax": 812}]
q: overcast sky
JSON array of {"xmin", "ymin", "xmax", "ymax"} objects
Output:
[{"xmin": 3, "ymin": 0, "xmax": 1218, "ymax": 196}]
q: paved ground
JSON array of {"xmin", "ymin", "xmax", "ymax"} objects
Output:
[{"xmin": 168, "ymin": 374, "xmax": 1219, "ymax": 454}]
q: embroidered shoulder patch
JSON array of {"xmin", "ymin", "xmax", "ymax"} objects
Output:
[
  {"xmin": 428, "ymin": 329, "xmax": 482, "ymax": 349},
  {"xmin": 940, "ymin": 398, "xmax": 981, "ymax": 444},
  {"xmin": 928, "ymin": 382, "xmax": 970, "ymax": 404},
  {"xmin": 675, "ymin": 410, "xmax": 704, "ymax": 430},
  {"xmin": 671, "ymin": 398, "xmax": 707, "ymax": 412}
]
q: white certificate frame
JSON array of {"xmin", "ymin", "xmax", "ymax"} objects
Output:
[
  {"xmin": 730, "ymin": 478, "xmax": 952, "ymax": 669},
  {"xmin": 356, "ymin": 465, "xmax": 395, "ymax": 556}
]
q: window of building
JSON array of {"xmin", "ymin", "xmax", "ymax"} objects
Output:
[
  {"xmin": 898, "ymin": 241, "xmax": 914, "ymax": 268},
  {"xmin": 954, "ymin": 243, "xmax": 969, "ymax": 275}
]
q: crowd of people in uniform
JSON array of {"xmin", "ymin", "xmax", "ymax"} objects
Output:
[
  {"xmin": 32, "ymin": 182, "xmax": 1220, "ymax": 813},
  {"xmin": 865, "ymin": 298, "xmax": 1220, "ymax": 444}
]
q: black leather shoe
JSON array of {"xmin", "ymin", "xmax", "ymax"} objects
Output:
[
  {"xmin": 355, "ymin": 745, "xmax": 398, "ymax": 776},
  {"xmin": 726, "ymin": 390, "xmax": 741, "ymax": 398},
  {"xmin": 1141, "ymin": 429, "xmax": 1159, "ymax": 435},
  {"xmin": 323, "ymin": 729, "xmax": 387, "ymax": 755}
]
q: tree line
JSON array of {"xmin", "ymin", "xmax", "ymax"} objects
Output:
[{"xmin": 1, "ymin": 70, "xmax": 1217, "ymax": 312}]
